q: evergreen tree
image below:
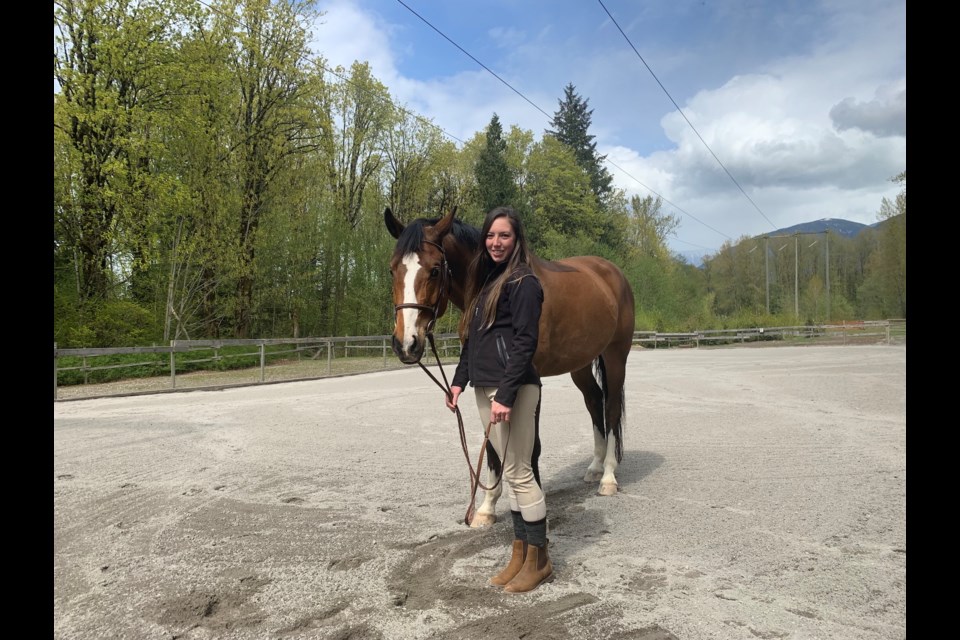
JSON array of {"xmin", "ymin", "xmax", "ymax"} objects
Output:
[
  {"xmin": 475, "ymin": 113, "xmax": 517, "ymax": 212},
  {"xmin": 547, "ymin": 83, "xmax": 613, "ymax": 202}
]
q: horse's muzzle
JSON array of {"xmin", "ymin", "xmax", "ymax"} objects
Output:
[{"xmin": 392, "ymin": 334, "xmax": 423, "ymax": 364}]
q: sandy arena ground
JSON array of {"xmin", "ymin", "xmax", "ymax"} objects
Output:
[{"xmin": 54, "ymin": 344, "xmax": 906, "ymax": 640}]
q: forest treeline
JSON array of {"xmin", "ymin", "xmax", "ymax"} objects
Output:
[{"xmin": 54, "ymin": 0, "xmax": 906, "ymax": 348}]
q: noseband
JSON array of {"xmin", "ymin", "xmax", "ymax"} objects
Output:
[{"xmin": 394, "ymin": 240, "xmax": 451, "ymax": 335}]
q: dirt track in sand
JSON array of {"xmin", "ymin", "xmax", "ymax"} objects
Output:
[{"xmin": 54, "ymin": 344, "xmax": 906, "ymax": 640}]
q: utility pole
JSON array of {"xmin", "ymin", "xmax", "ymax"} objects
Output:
[
  {"xmin": 794, "ymin": 233, "xmax": 799, "ymax": 318},
  {"xmin": 809, "ymin": 237, "xmax": 820, "ymax": 319},
  {"xmin": 764, "ymin": 236, "xmax": 770, "ymax": 314},
  {"xmin": 825, "ymin": 232, "xmax": 830, "ymax": 321}
]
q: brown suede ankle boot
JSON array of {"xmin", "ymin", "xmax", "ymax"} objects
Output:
[
  {"xmin": 503, "ymin": 541, "xmax": 553, "ymax": 593},
  {"xmin": 490, "ymin": 539, "xmax": 527, "ymax": 586}
]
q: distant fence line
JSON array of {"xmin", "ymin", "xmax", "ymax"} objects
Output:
[
  {"xmin": 53, "ymin": 334, "xmax": 462, "ymax": 401},
  {"xmin": 633, "ymin": 319, "xmax": 905, "ymax": 349},
  {"xmin": 54, "ymin": 320, "xmax": 904, "ymax": 401}
]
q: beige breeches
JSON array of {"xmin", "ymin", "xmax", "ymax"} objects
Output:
[{"xmin": 474, "ymin": 384, "xmax": 546, "ymax": 522}]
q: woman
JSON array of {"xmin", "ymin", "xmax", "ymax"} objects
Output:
[{"xmin": 446, "ymin": 206, "xmax": 552, "ymax": 593}]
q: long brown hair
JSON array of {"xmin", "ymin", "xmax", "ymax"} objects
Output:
[{"xmin": 459, "ymin": 206, "xmax": 536, "ymax": 340}]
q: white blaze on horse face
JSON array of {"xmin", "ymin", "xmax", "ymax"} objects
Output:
[{"xmin": 400, "ymin": 253, "xmax": 423, "ymax": 351}]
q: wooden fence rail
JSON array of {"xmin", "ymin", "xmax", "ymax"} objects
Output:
[
  {"xmin": 631, "ymin": 320, "xmax": 906, "ymax": 348},
  {"xmin": 54, "ymin": 321, "xmax": 904, "ymax": 401}
]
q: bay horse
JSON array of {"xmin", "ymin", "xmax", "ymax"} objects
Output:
[{"xmin": 385, "ymin": 207, "xmax": 636, "ymax": 526}]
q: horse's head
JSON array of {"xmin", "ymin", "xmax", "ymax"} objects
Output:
[{"xmin": 385, "ymin": 207, "xmax": 458, "ymax": 364}]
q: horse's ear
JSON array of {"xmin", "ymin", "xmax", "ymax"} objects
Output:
[
  {"xmin": 384, "ymin": 207, "xmax": 404, "ymax": 239},
  {"xmin": 432, "ymin": 207, "xmax": 457, "ymax": 237}
]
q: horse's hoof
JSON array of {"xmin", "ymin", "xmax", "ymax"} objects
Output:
[
  {"xmin": 583, "ymin": 470, "xmax": 603, "ymax": 483},
  {"xmin": 598, "ymin": 482, "xmax": 618, "ymax": 496},
  {"xmin": 471, "ymin": 513, "xmax": 497, "ymax": 528}
]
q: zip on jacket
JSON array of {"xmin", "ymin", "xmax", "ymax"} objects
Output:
[{"xmin": 451, "ymin": 265, "xmax": 543, "ymax": 407}]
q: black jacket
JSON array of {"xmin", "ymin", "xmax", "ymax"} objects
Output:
[{"xmin": 452, "ymin": 264, "xmax": 543, "ymax": 407}]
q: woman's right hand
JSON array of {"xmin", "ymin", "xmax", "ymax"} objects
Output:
[{"xmin": 446, "ymin": 386, "xmax": 462, "ymax": 412}]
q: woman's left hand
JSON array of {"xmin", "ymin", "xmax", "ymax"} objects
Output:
[
  {"xmin": 490, "ymin": 400, "xmax": 511, "ymax": 424},
  {"xmin": 447, "ymin": 386, "xmax": 462, "ymax": 412}
]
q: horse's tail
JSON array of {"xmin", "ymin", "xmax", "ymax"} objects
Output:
[
  {"xmin": 594, "ymin": 355, "xmax": 625, "ymax": 463},
  {"xmin": 485, "ymin": 441, "xmax": 502, "ymax": 478}
]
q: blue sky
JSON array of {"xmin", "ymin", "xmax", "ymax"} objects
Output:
[{"xmin": 311, "ymin": 0, "xmax": 906, "ymax": 262}]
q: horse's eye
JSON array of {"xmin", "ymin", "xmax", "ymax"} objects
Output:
[{"xmin": 430, "ymin": 266, "xmax": 440, "ymax": 278}]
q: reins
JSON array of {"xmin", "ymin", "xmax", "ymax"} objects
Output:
[
  {"xmin": 395, "ymin": 239, "xmax": 508, "ymax": 526},
  {"xmin": 416, "ymin": 333, "xmax": 507, "ymax": 527}
]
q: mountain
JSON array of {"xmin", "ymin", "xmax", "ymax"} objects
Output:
[
  {"xmin": 675, "ymin": 217, "xmax": 878, "ymax": 266},
  {"xmin": 769, "ymin": 218, "xmax": 871, "ymax": 238}
]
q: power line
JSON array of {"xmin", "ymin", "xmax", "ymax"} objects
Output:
[
  {"xmin": 201, "ymin": 0, "xmax": 731, "ymax": 251},
  {"xmin": 395, "ymin": 0, "xmax": 553, "ymax": 121},
  {"xmin": 394, "ymin": 0, "xmax": 730, "ymax": 247},
  {"xmin": 597, "ymin": 0, "xmax": 778, "ymax": 231},
  {"xmin": 603, "ymin": 158, "xmax": 731, "ymax": 242}
]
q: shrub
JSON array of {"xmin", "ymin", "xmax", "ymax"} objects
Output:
[{"xmin": 59, "ymin": 301, "xmax": 163, "ymax": 348}]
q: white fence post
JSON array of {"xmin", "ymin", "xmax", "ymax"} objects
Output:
[
  {"xmin": 259, "ymin": 343, "xmax": 266, "ymax": 382},
  {"xmin": 170, "ymin": 342, "xmax": 177, "ymax": 389}
]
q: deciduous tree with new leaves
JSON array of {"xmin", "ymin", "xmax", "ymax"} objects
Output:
[
  {"xmin": 858, "ymin": 171, "xmax": 906, "ymax": 318},
  {"xmin": 54, "ymin": 0, "xmax": 194, "ymax": 307}
]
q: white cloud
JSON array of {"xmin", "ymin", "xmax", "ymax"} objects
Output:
[
  {"xmin": 311, "ymin": 0, "xmax": 904, "ymax": 260},
  {"xmin": 600, "ymin": 2, "xmax": 905, "ymax": 255},
  {"xmin": 313, "ymin": 1, "xmax": 398, "ymax": 80}
]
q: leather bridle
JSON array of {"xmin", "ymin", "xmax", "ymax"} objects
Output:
[{"xmin": 393, "ymin": 239, "xmax": 451, "ymax": 336}]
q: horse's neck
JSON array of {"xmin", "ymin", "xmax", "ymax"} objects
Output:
[
  {"xmin": 529, "ymin": 254, "xmax": 559, "ymax": 278},
  {"xmin": 446, "ymin": 243, "xmax": 478, "ymax": 312}
]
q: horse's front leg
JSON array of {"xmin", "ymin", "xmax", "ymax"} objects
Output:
[{"xmin": 471, "ymin": 441, "xmax": 502, "ymax": 527}]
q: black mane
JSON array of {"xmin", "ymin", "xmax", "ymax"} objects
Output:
[{"xmin": 394, "ymin": 217, "xmax": 481, "ymax": 255}]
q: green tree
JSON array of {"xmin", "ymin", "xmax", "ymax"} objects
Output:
[
  {"xmin": 826, "ymin": 231, "xmax": 873, "ymax": 315},
  {"xmin": 322, "ymin": 61, "xmax": 396, "ymax": 229},
  {"xmin": 54, "ymin": 0, "xmax": 192, "ymax": 308},
  {"xmin": 225, "ymin": 0, "xmax": 324, "ymax": 337},
  {"xmin": 626, "ymin": 195, "xmax": 679, "ymax": 260},
  {"xmin": 546, "ymin": 83, "xmax": 613, "ymax": 202},
  {"xmin": 315, "ymin": 61, "xmax": 396, "ymax": 333},
  {"xmin": 383, "ymin": 109, "xmax": 447, "ymax": 217},
  {"xmin": 704, "ymin": 237, "xmax": 764, "ymax": 318},
  {"xmin": 250, "ymin": 152, "xmax": 326, "ymax": 338},
  {"xmin": 504, "ymin": 125, "xmax": 535, "ymax": 203},
  {"xmin": 475, "ymin": 113, "xmax": 518, "ymax": 213},
  {"xmin": 427, "ymin": 139, "xmax": 474, "ymax": 218},
  {"xmin": 525, "ymin": 136, "xmax": 603, "ymax": 254},
  {"xmin": 858, "ymin": 171, "xmax": 906, "ymax": 318},
  {"xmin": 154, "ymin": 4, "xmax": 244, "ymax": 339}
]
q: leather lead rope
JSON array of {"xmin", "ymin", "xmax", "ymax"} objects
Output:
[{"xmin": 419, "ymin": 332, "xmax": 509, "ymax": 526}]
